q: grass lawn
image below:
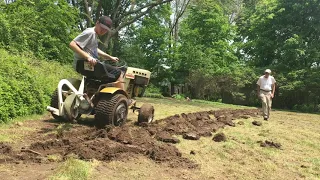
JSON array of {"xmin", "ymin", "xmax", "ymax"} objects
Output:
[{"xmin": 0, "ymin": 98, "xmax": 319, "ymax": 180}]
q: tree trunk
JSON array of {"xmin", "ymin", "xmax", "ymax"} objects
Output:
[
  {"xmin": 83, "ymin": 0, "xmax": 91, "ymax": 27},
  {"xmin": 95, "ymin": 0, "xmax": 102, "ymax": 22}
]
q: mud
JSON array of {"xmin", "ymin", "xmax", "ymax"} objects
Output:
[{"xmin": 0, "ymin": 108, "xmax": 259, "ymax": 168}]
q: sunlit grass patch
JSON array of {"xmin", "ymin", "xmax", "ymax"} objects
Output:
[{"xmin": 50, "ymin": 158, "xmax": 99, "ymax": 180}]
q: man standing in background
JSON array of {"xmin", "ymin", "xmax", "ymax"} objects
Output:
[{"xmin": 256, "ymin": 69, "xmax": 276, "ymax": 120}]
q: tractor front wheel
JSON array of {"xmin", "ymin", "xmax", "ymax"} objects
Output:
[
  {"xmin": 50, "ymin": 89, "xmax": 81, "ymax": 122},
  {"xmin": 138, "ymin": 103, "xmax": 154, "ymax": 123},
  {"xmin": 95, "ymin": 94, "xmax": 128, "ymax": 128}
]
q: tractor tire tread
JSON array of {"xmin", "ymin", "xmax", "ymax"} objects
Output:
[{"xmin": 95, "ymin": 94, "xmax": 127, "ymax": 128}]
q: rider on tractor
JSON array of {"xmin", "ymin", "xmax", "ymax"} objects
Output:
[
  {"xmin": 69, "ymin": 16, "xmax": 124, "ymax": 91},
  {"xmin": 46, "ymin": 15, "xmax": 154, "ymax": 127}
]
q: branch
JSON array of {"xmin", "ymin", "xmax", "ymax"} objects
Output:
[
  {"xmin": 112, "ymin": 0, "xmax": 122, "ymax": 20},
  {"xmin": 116, "ymin": 0, "xmax": 172, "ymax": 21},
  {"xmin": 116, "ymin": 0, "xmax": 173, "ymax": 31},
  {"xmin": 170, "ymin": 0, "xmax": 191, "ymax": 34}
]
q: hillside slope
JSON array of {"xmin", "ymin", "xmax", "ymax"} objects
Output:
[{"xmin": 0, "ymin": 49, "xmax": 78, "ymax": 122}]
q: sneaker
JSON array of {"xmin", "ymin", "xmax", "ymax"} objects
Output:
[{"xmin": 263, "ymin": 117, "xmax": 268, "ymax": 121}]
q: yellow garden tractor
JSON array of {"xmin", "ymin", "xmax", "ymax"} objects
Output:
[{"xmin": 46, "ymin": 60, "xmax": 154, "ymax": 128}]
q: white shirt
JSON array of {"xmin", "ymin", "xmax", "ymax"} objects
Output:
[{"xmin": 256, "ymin": 75, "xmax": 276, "ymax": 91}]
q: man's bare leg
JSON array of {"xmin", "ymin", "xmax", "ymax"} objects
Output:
[{"xmin": 114, "ymin": 72, "xmax": 124, "ymax": 90}]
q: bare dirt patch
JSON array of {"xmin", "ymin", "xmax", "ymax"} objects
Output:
[{"xmin": 0, "ymin": 109, "xmax": 259, "ymax": 168}]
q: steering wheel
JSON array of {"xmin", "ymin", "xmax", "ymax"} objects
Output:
[{"xmin": 101, "ymin": 59, "xmax": 127, "ymax": 69}]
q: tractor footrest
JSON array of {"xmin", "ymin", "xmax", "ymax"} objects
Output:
[{"xmin": 47, "ymin": 106, "xmax": 60, "ymax": 116}]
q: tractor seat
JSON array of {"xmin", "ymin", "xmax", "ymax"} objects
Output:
[{"xmin": 76, "ymin": 60, "xmax": 116, "ymax": 82}]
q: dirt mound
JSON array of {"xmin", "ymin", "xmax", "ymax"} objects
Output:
[
  {"xmin": 154, "ymin": 109, "xmax": 259, "ymax": 137},
  {"xmin": 0, "ymin": 109, "xmax": 259, "ymax": 168}
]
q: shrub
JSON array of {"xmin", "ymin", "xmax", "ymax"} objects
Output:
[
  {"xmin": 172, "ymin": 94, "xmax": 186, "ymax": 100},
  {"xmin": 143, "ymin": 93, "xmax": 164, "ymax": 99},
  {"xmin": 145, "ymin": 83, "xmax": 162, "ymax": 94},
  {"xmin": 0, "ymin": 49, "xmax": 78, "ymax": 123},
  {"xmin": 143, "ymin": 84, "xmax": 163, "ymax": 98}
]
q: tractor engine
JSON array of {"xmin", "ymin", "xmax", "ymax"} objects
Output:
[{"xmin": 124, "ymin": 67, "xmax": 151, "ymax": 98}]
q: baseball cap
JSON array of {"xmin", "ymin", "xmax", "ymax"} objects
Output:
[
  {"xmin": 265, "ymin": 69, "xmax": 272, "ymax": 73},
  {"xmin": 98, "ymin": 16, "xmax": 112, "ymax": 30}
]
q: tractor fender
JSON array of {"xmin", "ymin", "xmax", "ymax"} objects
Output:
[
  {"xmin": 61, "ymin": 78, "xmax": 81, "ymax": 90},
  {"xmin": 99, "ymin": 87, "xmax": 128, "ymax": 97}
]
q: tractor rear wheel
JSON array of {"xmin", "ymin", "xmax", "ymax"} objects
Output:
[
  {"xmin": 138, "ymin": 103, "xmax": 154, "ymax": 123},
  {"xmin": 95, "ymin": 94, "xmax": 128, "ymax": 128}
]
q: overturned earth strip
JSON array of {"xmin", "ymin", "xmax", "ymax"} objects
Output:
[{"xmin": 0, "ymin": 109, "xmax": 259, "ymax": 168}]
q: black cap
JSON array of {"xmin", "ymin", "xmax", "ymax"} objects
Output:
[{"xmin": 98, "ymin": 16, "xmax": 112, "ymax": 29}]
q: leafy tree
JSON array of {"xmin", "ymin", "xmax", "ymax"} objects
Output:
[
  {"xmin": 0, "ymin": 0, "xmax": 79, "ymax": 62},
  {"xmin": 119, "ymin": 4, "xmax": 172, "ymax": 87},
  {"xmin": 176, "ymin": 0, "xmax": 248, "ymax": 100},
  {"xmin": 237, "ymin": 0, "xmax": 320, "ymax": 111}
]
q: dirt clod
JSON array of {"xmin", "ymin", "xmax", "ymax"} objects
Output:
[
  {"xmin": 190, "ymin": 150, "xmax": 196, "ymax": 155},
  {"xmin": 252, "ymin": 121, "xmax": 262, "ymax": 126},
  {"xmin": 300, "ymin": 165, "xmax": 308, "ymax": 168},
  {"xmin": 183, "ymin": 132, "xmax": 200, "ymax": 140},
  {"xmin": 240, "ymin": 115, "xmax": 251, "ymax": 119},
  {"xmin": 213, "ymin": 133, "xmax": 227, "ymax": 142},
  {"xmin": 156, "ymin": 131, "xmax": 180, "ymax": 144},
  {"xmin": 259, "ymin": 140, "xmax": 282, "ymax": 149},
  {"xmin": 0, "ymin": 142, "xmax": 12, "ymax": 154}
]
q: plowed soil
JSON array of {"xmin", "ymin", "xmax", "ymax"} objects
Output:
[{"xmin": 0, "ymin": 109, "xmax": 259, "ymax": 168}]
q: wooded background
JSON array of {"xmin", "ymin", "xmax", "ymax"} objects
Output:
[{"xmin": 1, "ymin": 0, "xmax": 320, "ymax": 113}]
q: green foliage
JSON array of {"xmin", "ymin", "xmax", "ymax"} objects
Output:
[
  {"xmin": 0, "ymin": 0, "xmax": 79, "ymax": 62},
  {"xmin": 178, "ymin": 0, "xmax": 237, "ymax": 77},
  {"xmin": 238, "ymin": 0, "xmax": 320, "ymax": 70},
  {"xmin": 143, "ymin": 93, "xmax": 164, "ymax": 99},
  {"xmin": 0, "ymin": 49, "xmax": 78, "ymax": 123},
  {"xmin": 143, "ymin": 84, "xmax": 164, "ymax": 98},
  {"xmin": 119, "ymin": 4, "xmax": 172, "ymax": 86},
  {"xmin": 172, "ymin": 94, "xmax": 186, "ymax": 100},
  {"xmin": 145, "ymin": 84, "xmax": 162, "ymax": 94}
]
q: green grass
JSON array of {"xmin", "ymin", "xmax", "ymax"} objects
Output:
[{"xmin": 49, "ymin": 158, "xmax": 98, "ymax": 180}]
